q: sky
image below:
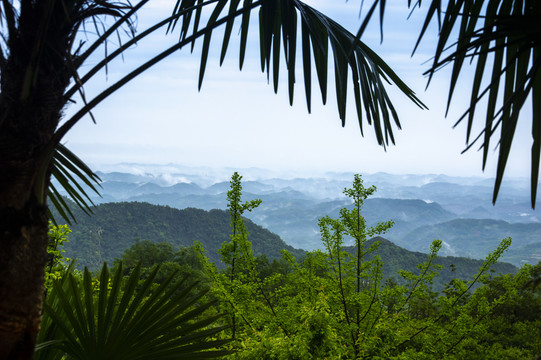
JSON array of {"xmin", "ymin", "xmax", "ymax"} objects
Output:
[{"xmin": 62, "ymin": 0, "xmax": 533, "ymax": 180}]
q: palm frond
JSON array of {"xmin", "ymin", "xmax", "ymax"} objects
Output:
[
  {"xmin": 37, "ymin": 263, "xmax": 231, "ymax": 359},
  {"xmin": 51, "ymin": 0, "xmax": 425, "ymax": 221},
  {"xmin": 357, "ymin": 1, "xmax": 541, "ymax": 206},
  {"xmin": 0, "ymin": 0, "xmax": 17, "ymax": 43},
  {"xmin": 48, "ymin": 144, "xmax": 101, "ymax": 225},
  {"xmin": 57, "ymin": 0, "xmax": 424, "ymax": 149},
  {"xmin": 414, "ymin": 0, "xmax": 541, "ymax": 206}
]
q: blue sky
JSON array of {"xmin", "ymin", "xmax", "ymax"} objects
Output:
[{"xmin": 62, "ymin": 0, "xmax": 532, "ymax": 179}]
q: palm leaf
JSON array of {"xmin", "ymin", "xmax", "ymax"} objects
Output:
[
  {"xmin": 37, "ymin": 262, "xmax": 231, "ymax": 359},
  {"xmin": 48, "ymin": 144, "xmax": 101, "ymax": 225},
  {"xmin": 50, "ymin": 0, "xmax": 425, "ymax": 221},
  {"xmin": 413, "ymin": 0, "xmax": 541, "ymax": 206},
  {"xmin": 57, "ymin": 0, "xmax": 424, "ymax": 149},
  {"xmin": 357, "ymin": 0, "xmax": 541, "ymax": 206}
]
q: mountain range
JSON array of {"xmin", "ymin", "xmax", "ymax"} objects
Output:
[
  {"xmin": 54, "ymin": 201, "xmax": 517, "ymax": 292},
  {"xmin": 53, "ymin": 164, "xmax": 541, "ymax": 267}
]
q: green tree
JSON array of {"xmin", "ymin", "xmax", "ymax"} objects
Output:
[
  {"xmin": 218, "ymin": 172, "xmax": 261, "ymax": 338},
  {"xmin": 114, "ymin": 239, "xmax": 210, "ymax": 291},
  {"xmin": 220, "ymin": 172, "xmax": 262, "ymax": 284},
  {"xmin": 318, "ymin": 174, "xmax": 394, "ymax": 357},
  {"xmin": 44, "ymin": 223, "xmax": 73, "ymax": 295},
  {"xmin": 206, "ymin": 174, "xmax": 521, "ymax": 359},
  {"xmin": 0, "ymin": 1, "xmax": 423, "ymax": 355},
  {"xmin": 340, "ymin": 174, "xmax": 393, "ymax": 355},
  {"xmin": 116, "ymin": 239, "xmax": 176, "ymax": 272}
]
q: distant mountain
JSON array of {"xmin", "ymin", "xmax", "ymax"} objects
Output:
[
  {"xmin": 380, "ymin": 181, "xmax": 539, "ymax": 221},
  {"xmin": 249, "ymin": 197, "xmax": 456, "ymax": 250},
  {"xmin": 52, "ymin": 167, "xmax": 541, "ymax": 265},
  {"xmin": 53, "ymin": 201, "xmax": 518, "ymax": 293},
  {"xmin": 55, "ymin": 202, "xmax": 304, "ymax": 270},
  {"xmin": 400, "ymin": 218, "xmax": 541, "ymax": 265},
  {"xmin": 363, "ymin": 198, "xmax": 456, "ymax": 243},
  {"xmin": 167, "ymin": 182, "xmax": 206, "ymax": 195},
  {"xmin": 504, "ymin": 242, "xmax": 541, "ymax": 266}
]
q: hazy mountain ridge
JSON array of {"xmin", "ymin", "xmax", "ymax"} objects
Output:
[
  {"xmin": 55, "ymin": 164, "xmax": 541, "ymax": 266},
  {"xmin": 55, "ymin": 202, "xmax": 517, "ymax": 293},
  {"xmin": 402, "ymin": 218, "xmax": 541, "ymax": 265}
]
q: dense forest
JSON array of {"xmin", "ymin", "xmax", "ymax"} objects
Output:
[
  {"xmin": 38, "ymin": 174, "xmax": 541, "ymax": 359},
  {"xmin": 50, "ymin": 202, "xmax": 305, "ymax": 269}
]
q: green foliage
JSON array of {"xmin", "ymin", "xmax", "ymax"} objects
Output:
[
  {"xmin": 49, "ymin": 201, "xmax": 303, "ymax": 270},
  {"xmin": 312, "ymin": 174, "xmax": 394, "ymax": 357},
  {"xmin": 219, "ymin": 172, "xmax": 262, "ymax": 271},
  {"xmin": 36, "ymin": 262, "xmax": 231, "ymax": 359},
  {"xmin": 114, "ymin": 239, "xmax": 211, "ymax": 293},
  {"xmin": 117, "ymin": 239, "xmax": 175, "ymax": 270},
  {"xmin": 45, "ymin": 223, "xmax": 73, "ymax": 293},
  {"xmin": 218, "ymin": 172, "xmax": 262, "ymax": 338},
  {"xmin": 194, "ymin": 173, "xmax": 537, "ymax": 359},
  {"xmin": 357, "ymin": 237, "xmax": 517, "ymax": 292},
  {"xmin": 42, "ymin": 174, "xmax": 540, "ymax": 359}
]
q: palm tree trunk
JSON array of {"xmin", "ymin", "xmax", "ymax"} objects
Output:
[
  {"xmin": 0, "ymin": 2, "xmax": 70, "ymax": 356},
  {"xmin": 0, "ymin": 191, "xmax": 49, "ymax": 359},
  {"xmin": 0, "ymin": 132, "xmax": 51, "ymax": 359},
  {"xmin": 0, "ymin": 104, "xmax": 58, "ymax": 359}
]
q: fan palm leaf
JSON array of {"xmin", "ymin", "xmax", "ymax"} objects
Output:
[{"xmin": 36, "ymin": 263, "xmax": 231, "ymax": 359}]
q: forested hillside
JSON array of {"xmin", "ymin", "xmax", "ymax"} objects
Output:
[
  {"xmin": 58, "ymin": 168, "xmax": 541, "ymax": 265},
  {"xmin": 54, "ymin": 200, "xmax": 517, "ymax": 292},
  {"xmin": 53, "ymin": 202, "xmax": 304, "ymax": 269}
]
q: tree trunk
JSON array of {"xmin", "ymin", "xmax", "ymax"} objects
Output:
[
  {"xmin": 0, "ymin": 97, "xmax": 59, "ymax": 359},
  {"xmin": 0, "ymin": 1, "xmax": 72, "ymax": 357},
  {"xmin": 0, "ymin": 194, "xmax": 49, "ymax": 359},
  {"xmin": 0, "ymin": 99, "xmax": 52, "ymax": 358}
]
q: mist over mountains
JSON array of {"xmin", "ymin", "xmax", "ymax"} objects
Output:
[{"xmin": 59, "ymin": 163, "xmax": 541, "ymax": 266}]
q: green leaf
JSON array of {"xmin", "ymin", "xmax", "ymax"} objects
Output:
[
  {"xmin": 38, "ymin": 263, "xmax": 231, "ymax": 359},
  {"xmin": 220, "ymin": 0, "xmax": 241, "ymax": 65},
  {"xmin": 409, "ymin": 0, "xmax": 541, "ymax": 205},
  {"xmin": 48, "ymin": 144, "xmax": 101, "ymax": 224}
]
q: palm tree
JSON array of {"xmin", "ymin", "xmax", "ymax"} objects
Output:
[{"xmin": 0, "ymin": 0, "xmax": 423, "ymax": 358}]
